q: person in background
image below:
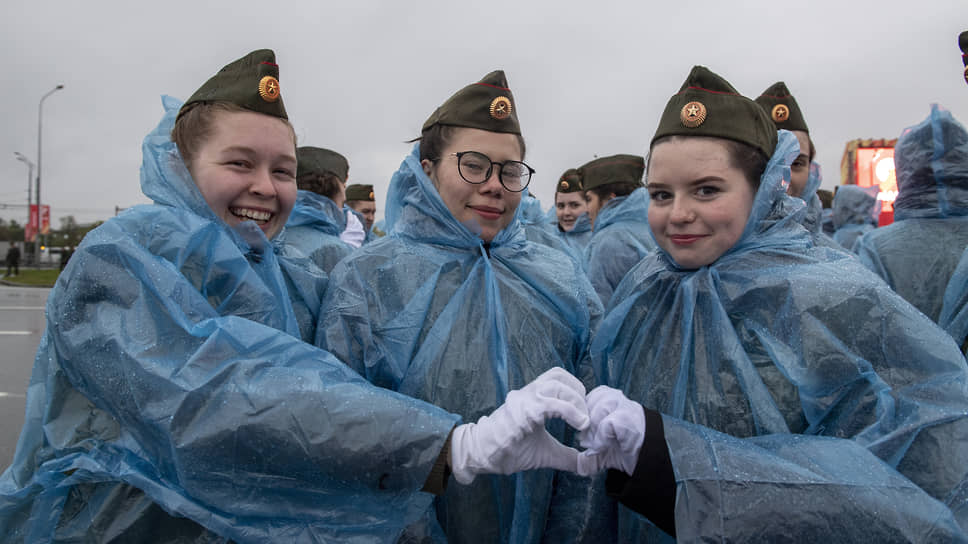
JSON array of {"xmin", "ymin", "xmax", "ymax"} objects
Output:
[
  {"xmin": 5, "ymin": 242, "xmax": 20, "ymax": 276},
  {"xmin": 0, "ymin": 50, "xmax": 588, "ymax": 543},
  {"xmin": 755, "ymin": 83, "xmax": 840, "ymax": 248},
  {"xmin": 58, "ymin": 245, "xmax": 73, "ymax": 270},
  {"xmin": 553, "ymin": 168, "xmax": 593, "ymax": 258},
  {"xmin": 830, "ymin": 184, "xmax": 878, "ymax": 251},
  {"xmin": 580, "ymin": 154, "xmax": 654, "ymax": 305},
  {"xmin": 281, "ymin": 147, "xmax": 353, "ymax": 276},
  {"xmin": 855, "ymin": 105, "xmax": 968, "ymax": 331},
  {"xmin": 345, "ymin": 183, "xmax": 377, "ymax": 233},
  {"xmin": 580, "ymin": 65, "xmax": 968, "ymax": 541},
  {"xmin": 519, "ymin": 189, "xmax": 583, "ymax": 263},
  {"xmin": 318, "ymin": 70, "xmax": 603, "ymax": 542}
]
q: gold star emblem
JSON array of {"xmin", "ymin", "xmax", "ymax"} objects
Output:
[
  {"xmin": 490, "ymin": 96, "xmax": 513, "ymax": 120},
  {"xmin": 368, "ymin": 191, "xmax": 375, "ymax": 200},
  {"xmin": 771, "ymin": 104, "xmax": 790, "ymax": 123},
  {"xmin": 680, "ymin": 101, "xmax": 707, "ymax": 128},
  {"xmin": 559, "ymin": 180, "xmax": 570, "ymax": 191},
  {"xmin": 964, "ymin": 65, "xmax": 968, "ymax": 85},
  {"xmin": 259, "ymin": 76, "xmax": 281, "ymax": 102}
]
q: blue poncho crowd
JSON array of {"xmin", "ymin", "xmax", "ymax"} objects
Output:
[{"xmin": 1, "ymin": 50, "xmax": 966, "ymax": 544}]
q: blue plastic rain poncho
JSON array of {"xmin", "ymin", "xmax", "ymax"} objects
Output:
[
  {"xmin": 550, "ymin": 207, "xmax": 594, "ymax": 260},
  {"xmin": 800, "ymin": 161, "xmax": 842, "ymax": 249},
  {"xmin": 855, "ymin": 105, "xmax": 968, "ymax": 326},
  {"xmin": 346, "ymin": 205, "xmax": 375, "ymax": 246},
  {"xmin": 282, "ymin": 190, "xmax": 352, "ymax": 275},
  {"xmin": 941, "ymin": 247, "xmax": 968, "ymax": 352},
  {"xmin": 519, "ymin": 192, "xmax": 582, "ymax": 262},
  {"xmin": 831, "ymin": 184, "xmax": 879, "ymax": 251},
  {"xmin": 592, "ymin": 130, "xmax": 968, "ymax": 541},
  {"xmin": 370, "ymin": 218, "xmax": 387, "ymax": 238},
  {"xmin": 583, "ymin": 187, "xmax": 656, "ymax": 305},
  {"xmin": 0, "ymin": 97, "xmax": 462, "ymax": 543},
  {"xmin": 317, "ymin": 144, "xmax": 603, "ymax": 543}
]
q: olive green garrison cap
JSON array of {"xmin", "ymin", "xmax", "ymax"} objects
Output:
[
  {"xmin": 422, "ymin": 70, "xmax": 521, "ymax": 135},
  {"xmin": 296, "ymin": 147, "xmax": 349, "ymax": 182},
  {"xmin": 579, "ymin": 154, "xmax": 644, "ymax": 191},
  {"xmin": 652, "ymin": 65, "xmax": 777, "ymax": 159},
  {"xmin": 345, "ymin": 184, "xmax": 375, "ymax": 202},
  {"xmin": 557, "ymin": 168, "xmax": 583, "ymax": 193},
  {"xmin": 755, "ymin": 81, "xmax": 809, "ymax": 133},
  {"xmin": 179, "ymin": 49, "xmax": 287, "ymax": 121}
]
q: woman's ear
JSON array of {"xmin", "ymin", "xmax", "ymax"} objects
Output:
[{"xmin": 420, "ymin": 159, "xmax": 432, "ymax": 174}]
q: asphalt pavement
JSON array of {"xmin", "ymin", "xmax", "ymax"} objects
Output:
[{"xmin": 0, "ymin": 285, "xmax": 50, "ymax": 472}]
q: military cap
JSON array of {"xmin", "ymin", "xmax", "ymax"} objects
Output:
[
  {"xmin": 755, "ymin": 82, "xmax": 809, "ymax": 133},
  {"xmin": 556, "ymin": 168, "xmax": 582, "ymax": 193},
  {"xmin": 178, "ymin": 49, "xmax": 287, "ymax": 121},
  {"xmin": 960, "ymin": 31, "xmax": 968, "ymax": 85},
  {"xmin": 652, "ymin": 66, "xmax": 777, "ymax": 160},
  {"xmin": 579, "ymin": 154, "xmax": 644, "ymax": 191},
  {"xmin": 422, "ymin": 70, "xmax": 521, "ymax": 135},
  {"xmin": 297, "ymin": 147, "xmax": 349, "ymax": 182},
  {"xmin": 345, "ymin": 184, "xmax": 375, "ymax": 202}
]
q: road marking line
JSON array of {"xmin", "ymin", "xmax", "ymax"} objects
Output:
[
  {"xmin": 0, "ymin": 331, "xmax": 33, "ymax": 335},
  {"xmin": 0, "ymin": 307, "xmax": 45, "ymax": 311},
  {"xmin": 0, "ymin": 392, "xmax": 27, "ymax": 399}
]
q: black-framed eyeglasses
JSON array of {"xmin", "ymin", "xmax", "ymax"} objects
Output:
[{"xmin": 438, "ymin": 151, "xmax": 535, "ymax": 192}]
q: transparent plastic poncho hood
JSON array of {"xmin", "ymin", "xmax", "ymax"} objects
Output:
[{"xmin": 584, "ymin": 186, "xmax": 656, "ymax": 305}]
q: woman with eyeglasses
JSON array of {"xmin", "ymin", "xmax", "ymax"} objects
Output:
[{"xmin": 317, "ymin": 71, "xmax": 603, "ymax": 542}]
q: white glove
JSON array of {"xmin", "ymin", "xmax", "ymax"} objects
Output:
[
  {"xmin": 576, "ymin": 386, "xmax": 645, "ymax": 477},
  {"xmin": 449, "ymin": 367, "xmax": 590, "ymax": 485}
]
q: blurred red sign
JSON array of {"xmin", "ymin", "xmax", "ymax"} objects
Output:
[
  {"xmin": 26, "ymin": 205, "xmax": 38, "ymax": 242},
  {"xmin": 41, "ymin": 205, "xmax": 50, "ymax": 235}
]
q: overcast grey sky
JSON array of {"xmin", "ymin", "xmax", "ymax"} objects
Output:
[{"xmin": 2, "ymin": 1, "xmax": 967, "ymax": 228}]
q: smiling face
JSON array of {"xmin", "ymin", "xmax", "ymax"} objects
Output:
[
  {"xmin": 555, "ymin": 191, "xmax": 587, "ymax": 231},
  {"xmin": 187, "ymin": 109, "xmax": 297, "ymax": 240},
  {"xmin": 788, "ymin": 130, "xmax": 811, "ymax": 198},
  {"xmin": 646, "ymin": 137, "xmax": 756, "ymax": 269},
  {"xmin": 421, "ymin": 127, "xmax": 523, "ymax": 242}
]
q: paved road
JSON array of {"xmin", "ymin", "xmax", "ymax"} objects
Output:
[{"xmin": 0, "ymin": 285, "xmax": 50, "ymax": 472}]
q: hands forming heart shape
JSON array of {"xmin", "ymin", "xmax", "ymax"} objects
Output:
[{"xmin": 449, "ymin": 367, "xmax": 646, "ymax": 484}]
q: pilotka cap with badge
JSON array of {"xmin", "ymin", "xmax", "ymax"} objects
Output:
[
  {"xmin": 296, "ymin": 147, "xmax": 349, "ymax": 182},
  {"xmin": 178, "ymin": 48, "xmax": 287, "ymax": 121},
  {"xmin": 346, "ymin": 184, "xmax": 375, "ymax": 202},
  {"xmin": 578, "ymin": 155, "xmax": 645, "ymax": 192},
  {"xmin": 755, "ymin": 82, "xmax": 809, "ymax": 133},
  {"xmin": 557, "ymin": 168, "xmax": 583, "ymax": 193},
  {"xmin": 652, "ymin": 65, "xmax": 777, "ymax": 159},
  {"xmin": 422, "ymin": 70, "xmax": 521, "ymax": 135}
]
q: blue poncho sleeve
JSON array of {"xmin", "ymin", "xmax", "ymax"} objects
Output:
[{"xmin": 0, "ymin": 214, "xmax": 459, "ymax": 542}]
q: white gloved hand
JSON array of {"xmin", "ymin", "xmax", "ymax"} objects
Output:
[
  {"xmin": 449, "ymin": 367, "xmax": 590, "ymax": 485},
  {"xmin": 576, "ymin": 386, "xmax": 645, "ymax": 477}
]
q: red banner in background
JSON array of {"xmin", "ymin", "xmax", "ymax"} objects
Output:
[
  {"xmin": 26, "ymin": 205, "xmax": 38, "ymax": 242},
  {"xmin": 41, "ymin": 205, "xmax": 50, "ymax": 235}
]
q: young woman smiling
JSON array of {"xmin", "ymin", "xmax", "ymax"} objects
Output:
[
  {"xmin": 577, "ymin": 66, "xmax": 968, "ymax": 542},
  {"xmin": 318, "ymin": 71, "xmax": 603, "ymax": 543}
]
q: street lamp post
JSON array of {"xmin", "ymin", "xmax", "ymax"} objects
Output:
[
  {"xmin": 13, "ymin": 152, "xmax": 35, "ymax": 264},
  {"xmin": 36, "ymin": 84, "xmax": 64, "ymax": 266}
]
